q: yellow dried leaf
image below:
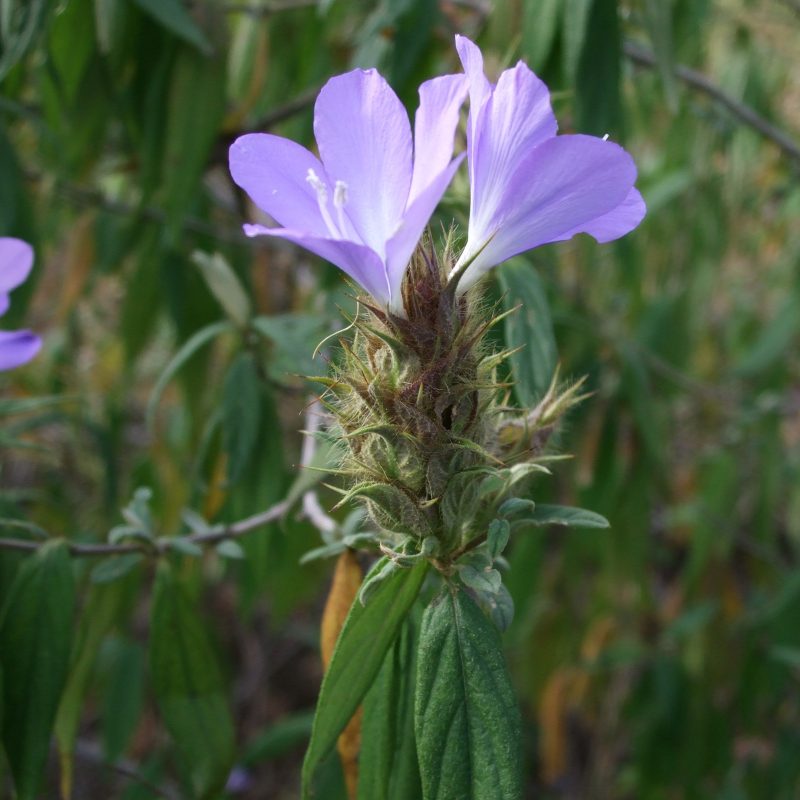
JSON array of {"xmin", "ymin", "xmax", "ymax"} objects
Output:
[
  {"xmin": 572, "ymin": 616, "xmax": 616, "ymax": 703},
  {"xmin": 320, "ymin": 549, "xmax": 363, "ymax": 799},
  {"xmin": 56, "ymin": 212, "xmax": 95, "ymax": 324},
  {"xmin": 539, "ymin": 667, "xmax": 580, "ymax": 785}
]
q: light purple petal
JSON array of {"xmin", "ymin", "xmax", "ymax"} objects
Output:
[
  {"xmin": 314, "ymin": 69, "xmax": 413, "ymax": 257},
  {"xmin": 454, "ymin": 36, "xmax": 492, "ymax": 188},
  {"xmin": 229, "ymin": 134, "xmax": 330, "ymax": 237},
  {"xmin": 468, "ymin": 60, "xmax": 558, "ymax": 236},
  {"xmin": 0, "ymin": 330, "xmax": 41, "ymax": 371},
  {"xmin": 385, "ymin": 153, "xmax": 466, "ymax": 312},
  {"xmin": 458, "ymin": 135, "xmax": 638, "ymax": 290},
  {"xmin": 408, "ymin": 74, "xmax": 467, "ymax": 206},
  {"xmin": 554, "ymin": 187, "xmax": 646, "ymax": 243},
  {"xmin": 0, "ymin": 237, "xmax": 34, "ymax": 293},
  {"xmin": 243, "ymin": 224, "xmax": 390, "ymax": 306},
  {"xmin": 0, "ymin": 294, "xmax": 9, "ymax": 316}
]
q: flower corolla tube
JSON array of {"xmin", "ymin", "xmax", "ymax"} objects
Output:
[{"xmin": 0, "ymin": 237, "xmax": 40, "ymax": 371}]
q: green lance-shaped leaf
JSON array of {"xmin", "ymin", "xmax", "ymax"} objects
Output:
[
  {"xmin": 576, "ymin": 0, "xmax": 623, "ymax": 136},
  {"xmin": 302, "ymin": 558, "xmax": 428, "ymax": 798},
  {"xmin": 358, "ymin": 610, "xmax": 423, "ymax": 800},
  {"xmin": 146, "ymin": 319, "xmax": 233, "ymax": 427},
  {"xmin": 521, "ymin": 503, "xmax": 610, "ymax": 529},
  {"xmin": 193, "ymin": 251, "xmax": 252, "ymax": 328},
  {"xmin": 55, "ymin": 582, "xmax": 128, "ymax": 800},
  {"xmin": 0, "ymin": 540, "xmax": 76, "ymax": 800},
  {"xmin": 102, "ymin": 639, "xmax": 146, "ymax": 763},
  {"xmin": 149, "ymin": 562, "xmax": 235, "ymax": 799},
  {"xmin": 0, "ymin": 0, "xmax": 49, "ymax": 81},
  {"xmin": 131, "ymin": 0, "xmax": 212, "ymax": 55},
  {"xmin": 251, "ymin": 313, "xmax": 329, "ymax": 382},
  {"xmin": 498, "ymin": 259, "xmax": 557, "ymax": 405},
  {"xmin": 161, "ymin": 36, "xmax": 226, "ymax": 242},
  {"xmin": 643, "ymin": 0, "xmax": 677, "ymax": 106},
  {"xmin": 415, "ymin": 585, "xmax": 523, "ymax": 800},
  {"xmin": 222, "ymin": 352, "xmax": 262, "ymax": 484},
  {"xmin": 521, "ymin": 0, "xmax": 561, "ymax": 71},
  {"xmin": 562, "ymin": 0, "xmax": 594, "ymax": 83}
]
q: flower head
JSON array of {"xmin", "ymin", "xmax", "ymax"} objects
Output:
[
  {"xmin": 451, "ymin": 35, "xmax": 646, "ymax": 292},
  {"xmin": 229, "ymin": 69, "xmax": 466, "ymax": 314},
  {"xmin": 0, "ymin": 237, "xmax": 40, "ymax": 371}
]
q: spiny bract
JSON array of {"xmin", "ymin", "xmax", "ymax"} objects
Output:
[{"xmin": 316, "ymin": 237, "xmax": 584, "ymax": 579}]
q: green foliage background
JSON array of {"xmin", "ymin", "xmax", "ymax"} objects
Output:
[{"xmin": 1, "ymin": 0, "xmax": 799, "ymax": 797}]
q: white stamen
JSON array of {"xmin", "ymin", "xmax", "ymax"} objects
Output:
[
  {"xmin": 602, "ymin": 133, "xmax": 610, "ymax": 141},
  {"xmin": 333, "ymin": 180, "xmax": 348, "ymax": 208},
  {"xmin": 332, "ymin": 180, "xmax": 351, "ymax": 238},
  {"xmin": 306, "ymin": 168, "xmax": 327, "ymax": 201},
  {"xmin": 306, "ymin": 168, "xmax": 340, "ymax": 237}
]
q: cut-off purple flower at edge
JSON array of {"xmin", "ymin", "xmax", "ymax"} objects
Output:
[
  {"xmin": 451, "ymin": 35, "xmax": 646, "ymax": 291},
  {"xmin": 0, "ymin": 237, "xmax": 40, "ymax": 371},
  {"xmin": 229, "ymin": 69, "xmax": 467, "ymax": 314}
]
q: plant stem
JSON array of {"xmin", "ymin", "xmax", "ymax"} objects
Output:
[{"xmin": 0, "ymin": 500, "xmax": 290, "ymax": 558}]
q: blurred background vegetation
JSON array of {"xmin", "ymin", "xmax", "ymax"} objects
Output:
[{"xmin": 1, "ymin": 0, "xmax": 799, "ymax": 798}]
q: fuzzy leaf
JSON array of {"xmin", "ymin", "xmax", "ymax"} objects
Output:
[
  {"xmin": 471, "ymin": 583, "xmax": 516, "ymax": 633},
  {"xmin": 459, "ymin": 565, "xmax": 502, "ymax": 595},
  {"xmin": 358, "ymin": 611, "xmax": 422, "ymax": 800},
  {"xmin": 487, "ymin": 519, "xmax": 511, "ymax": 559},
  {"xmin": 521, "ymin": 504, "xmax": 610, "ymax": 529},
  {"xmin": 497, "ymin": 498, "xmax": 536, "ymax": 519},
  {"xmin": 302, "ymin": 558, "xmax": 428, "ymax": 798},
  {"xmin": 300, "ymin": 533, "xmax": 377, "ymax": 565},
  {"xmin": 415, "ymin": 586, "xmax": 522, "ymax": 800}
]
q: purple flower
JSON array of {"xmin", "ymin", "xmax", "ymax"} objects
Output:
[
  {"xmin": 0, "ymin": 237, "xmax": 40, "ymax": 371},
  {"xmin": 451, "ymin": 35, "xmax": 646, "ymax": 292},
  {"xmin": 229, "ymin": 69, "xmax": 466, "ymax": 314}
]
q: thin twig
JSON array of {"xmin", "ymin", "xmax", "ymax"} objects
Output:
[
  {"xmin": 0, "ymin": 538, "xmax": 140, "ymax": 555},
  {"xmin": 212, "ymin": 86, "xmax": 319, "ymax": 162},
  {"xmin": 624, "ymin": 40, "xmax": 800, "ymax": 165},
  {"xmin": 0, "ymin": 499, "xmax": 289, "ymax": 557},
  {"xmin": 38, "ymin": 174, "xmax": 250, "ymax": 246},
  {"xmin": 252, "ymin": 85, "xmax": 319, "ymax": 130}
]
